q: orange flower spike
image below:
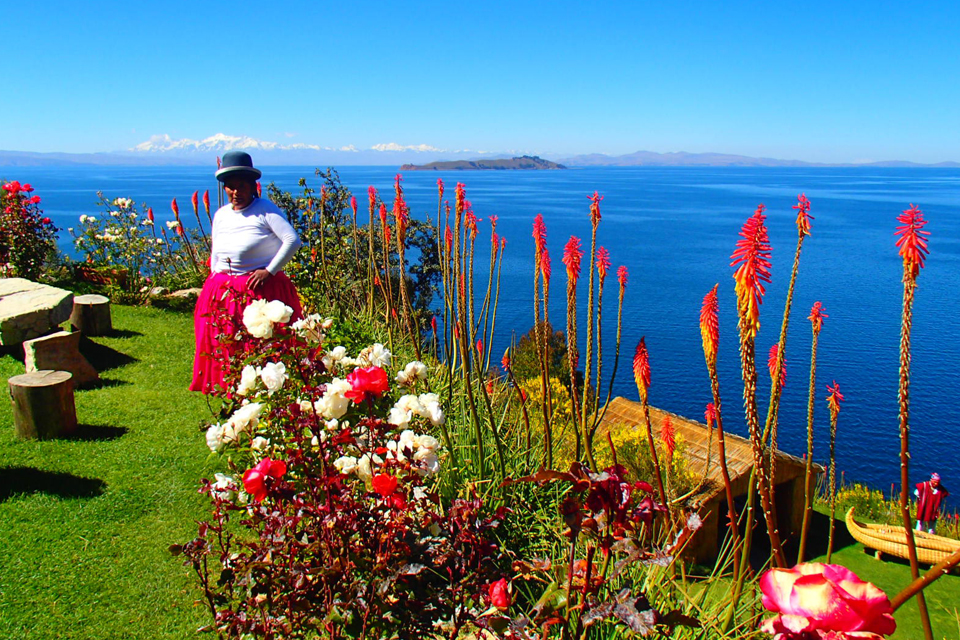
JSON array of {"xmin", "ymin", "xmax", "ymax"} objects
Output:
[
  {"xmin": 379, "ymin": 202, "xmax": 388, "ymax": 227},
  {"xmin": 147, "ymin": 207, "xmax": 154, "ymax": 223},
  {"xmin": 596, "ymin": 246, "xmax": 611, "ymax": 281},
  {"xmin": 350, "ymin": 195, "xmax": 357, "ymax": 216},
  {"xmin": 532, "ymin": 213, "xmax": 547, "ymax": 269},
  {"xmin": 768, "ymin": 343, "xmax": 787, "ymax": 388},
  {"xmin": 455, "ymin": 182, "xmax": 466, "ymax": 216},
  {"xmin": 588, "ymin": 190, "xmax": 603, "ymax": 228},
  {"xmin": 562, "ymin": 236, "xmax": 583, "ymax": 283},
  {"xmin": 633, "ymin": 337, "xmax": 651, "ymax": 402},
  {"xmin": 793, "ymin": 193, "xmax": 813, "ymax": 236},
  {"xmin": 191, "ymin": 190, "xmax": 199, "ymax": 215},
  {"xmin": 895, "ymin": 204, "xmax": 930, "ymax": 278},
  {"xmin": 489, "ymin": 214, "xmax": 498, "ymax": 237},
  {"xmin": 731, "ymin": 204, "xmax": 772, "ymax": 339},
  {"xmin": 171, "ymin": 197, "xmax": 180, "ymax": 220},
  {"xmin": 660, "ymin": 414, "xmax": 676, "ymax": 459},
  {"xmin": 437, "ymin": 178, "xmax": 444, "ymax": 200},
  {"xmin": 808, "ymin": 301, "xmax": 828, "ymax": 334},
  {"xmin": 700, "ymin": 284, "xmax": 719, "ymax": 361},
  {"xmin": 202, "ymin": 190, "xmax": 210, "ymax": 215},
  {"xmin": 476, "ymin": 339, "xmax": 484, "ymax": 355},
  {"xmin": 500, "ymin": 237, "xmax": 507, "ymax": 252},
  {"xmin": 705, "ymin": 402, "xmax": 716, "ymax": 426},
  {"xmin": 617, "ymin": 265, "xmax": 628, "ymax": 290},
  {"xmin": 465, "ymin": 203, "xmax": 478, "ymax": 240},
  {"xmin": 368, "ymin": 186, "xmax": 377, "ymax": 212},
  {"xmin": 826, "ymin": 381, "xmax": 844, "ymax": 418},
  {"xmin": 444, "ymin": 226, "xmax": 453, "ymax": 253},
  {"xmin": 541, "ymin": 248, "xmax": 552, "ymax": 286}
]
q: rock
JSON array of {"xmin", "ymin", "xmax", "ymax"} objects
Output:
[
  {"xmin": 0, "ymin": 278, "xmax": 74, "ymax": 345},
  {"xmin": 149, "ymin": 286, "xmax": 169, "ymax": 297},
  {"xmin": 24, "ymin": 330, "xmax": 100, "ymax": 388},
  {"xmin": 170, "ymin": 288, "xmax": 202, "ymax": 301}
]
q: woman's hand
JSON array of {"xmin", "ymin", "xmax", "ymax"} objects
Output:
[{"xmin": 247, "ymin": 268, "xmax": 273, "ymax": 290}]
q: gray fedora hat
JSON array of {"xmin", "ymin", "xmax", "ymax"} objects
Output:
[{"xmin": 215, "ymin": 150, "xmax": 263, "ymax": 182}]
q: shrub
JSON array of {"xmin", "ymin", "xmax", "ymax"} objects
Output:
[{"xmin": 0, "ymin": 180, "xmax": 58, "ymax": 280}]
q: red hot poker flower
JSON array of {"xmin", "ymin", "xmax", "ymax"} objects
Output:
[
  {"xmin": 203, "ymin": 190, "xmax": 210, "ymax": 214},
  {"xmin": 700, "ymin": 284, "xmax": 719, "ymax": 360},
  {"xmin": 147, "ymin": 207, "xmax": 154, "ymax": 223},
  {"xmin": 588, "ymin": 191, "xmax": 603, "ymax": 227},
  {"xmin": 191, "ymin": 190, "xmax": 199, "ymax": 214},
  {"xmin": 437, "ymin": 178, "xmax": 444, "ymax": 200},
  {"xmin": 617, "ymin": 265, "xmax": 628, "ymax": 289},
  {"xmin": 533, "ymin": 214, "xmax": 547, "ymax": 267},
  {"xmin": 350, "ymin": 195, "xmax": 357, "ymax": 215},
  {"xmin": 660, "ymin": 415, "xmax": 676, "ymax": 459},
  {"xmin": 501, "ymin": 349, "xmax": 511, "ymax": 371},
  {"xmin": 455, "ymin": 182, "xmax": 466, "ymax": 215},
  {"xmin": 895, "ymin": 204, "xmax": 930, "ymax": 278},
  {"xmin": 633, "ymin": 337, "xmax": 651, "ymax": 400},
  {"xmin": 562, "ymin": 236, "xmax": 583, "ymax": 283},
  {"xmin": 379, "ymin": 202, "xmax": 388, "ymax": 227},
  {"xmin": 596, "ymin": 246, "xmax": 611, "ymax": 281},
  {"xmin": 768, "ymin": 343, "xmax": 786, "ymax": 388},
  {"xmin": 431, "ymin": 316, "xmax": 438, "ymax": 334},
  {"xmin": 826, "ymin": 380, "xmax": 844, "ymax": 417},
  {"xmin": 171, "ymin": 197, "xmax": 180, "ymax": 220},
  {"xmin": 444, "ymin": 226, "xmax": 453, "ymax": 253},
  {"xmin": 541, "ymin": 248, "xmax": 552, "ymax": 287},
  {"xmin": 705, "ymin": 403, "xmax": 716, "ymax": 425},
  {"xmin": 368, "ymin": 185, "xmax": 377, "ymax": 211},
  {"xmin": 808, "ymin": 301, "xmax": 828, "ymax": 334},
  {"xmin": 345, "ymin": 366, "xmax": 390, "ymax": 404},
  {"xmin": 794, "ymin": 193, "xmax": 813, "ymax": 236},
  {"xmin": 731, "ymin": 204, "xmax": 772, "ymax": 339},
  {"xmin": 242, "ymin": 458, "xmax": 287, "ymax": 502}
]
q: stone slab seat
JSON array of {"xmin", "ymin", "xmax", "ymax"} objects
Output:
[
  {"xmin": 24, "ymin": 330, "xmax": 100, "ymax": 387},
  {"xmin": 0, "ymin": 278, "xmax": 74, "ymax": 345}
]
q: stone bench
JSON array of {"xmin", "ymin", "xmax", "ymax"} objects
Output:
[
  {"xmin": 0, "ymin": 278, "xmax": 74, "ymax": 345},
  {"xmin": 24, "ymin": 331, "xmax": 99, "ymax": 388}
]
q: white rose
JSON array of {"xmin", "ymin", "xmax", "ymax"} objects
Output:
[
  {"xmin": 230, "ymin": 402, "xmax": 262, "ymax": 430},
  {"xmin": 414, "ymin": 449, "xmax": 440, "ymax": 476},
  {"xmin": 356, "ymin": 454, "xmax": 373, "ymax": 482},
  {"xmin": 212, "ymin": 473, "xmax": 236, "ymax": 500},
  {"xmin": 166, "ymin": 220, "xmax": 178, "ymax": 230},
  {"xmin": 205, "ymin": 423, "xmax": 224, "ymax": 452},
  {"xmin": 236, "ymin": 365, "xmax": 259, "ymax": 396},
  {"xmin": 259, "ymin": 362, "xmax": 287, "ymax": 394},
  {"xmin": 387, "ymin": 406, "xmax": 412, "ymax": 430},
  {"xmin": 251, "ymin": 436, "xmax": 270, "ymax": 451},
  {"xmin": 315, "ymin": 378, "xmax": 351, "ymax": 419},
  {"xmin": 417, "ymin": 435, "xmax": 440, "ymax": 452},
  {"xmin": 322, "ymin": 346, "xmax": 347, "ymax": 370},
  {"xmin": 334, "ymin": 455, "xmax": 358, "ymax": 475},
  {"xmin": 263, "ymin": 300, "xmax": 293, "ymax": 324},
  {"xmin": 396, "ymin": 361, "xmax": 428, "ymax": 386}
]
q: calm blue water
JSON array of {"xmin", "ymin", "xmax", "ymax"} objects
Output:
[{"xmin": 9, "ymin": 164, "xmax": 960, "ymax": 491}]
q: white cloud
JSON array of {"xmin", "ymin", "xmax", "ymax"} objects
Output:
[{"xmin": 371, "ymin": 142, "xmax": 444, "ymax": 153}]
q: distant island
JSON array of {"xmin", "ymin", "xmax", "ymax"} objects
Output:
[{"xmin": 400, "ymin": 155, "xmax": 567, "ymax": 171}]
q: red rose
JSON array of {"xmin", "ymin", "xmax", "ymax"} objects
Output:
[
  {"xmin": 486, "ymin": 578, "xmax": 511, "ymax": 610},
  {"xmin": 22, "ymin": 183, "xmax": 33, "ymax": 193},
  {"xmin": 242, "ymin": 458, "xmax": 287, "ymax": 502},
  {"xmin": 41, "ymin": 216, "xmax": 51, "ymax": 224},
  {"xmin": 31, "ymin": 197, "xmax": 43, "ymax": 205},
  {"xmin": 344, "ymin": 366, "xmax": 389, "ymax": 404},
  {"xmin": 372, "ymin": 473, "xmax": 398, "ymax": 498}
]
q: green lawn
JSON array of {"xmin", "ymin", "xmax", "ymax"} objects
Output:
[{"xmin": 0, "ymin": 305, "xmax": 217, "ymax": 639}]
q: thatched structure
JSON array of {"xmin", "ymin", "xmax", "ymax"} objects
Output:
[{"xmin": 597, "ymin": 396, "xmax": 821, "ymax": 562}]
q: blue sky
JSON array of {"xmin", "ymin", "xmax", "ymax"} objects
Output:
[{"xmin": 4, "ymin": 0, "xmax": 959, "ymax": 162}]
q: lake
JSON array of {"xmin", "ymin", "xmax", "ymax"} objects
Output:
[{"xmin": 7, "ymin": 163, "xmax": 960, "ymax": 491}]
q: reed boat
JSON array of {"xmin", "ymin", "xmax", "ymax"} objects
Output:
[{"xmin": 845, "ymin": 507, "xmax": 960, "ymax": 564}]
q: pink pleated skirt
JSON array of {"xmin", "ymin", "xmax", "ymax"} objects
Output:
[{"xmin": 189, "ymin": 271, "xmax": 302, "ymax": 394}]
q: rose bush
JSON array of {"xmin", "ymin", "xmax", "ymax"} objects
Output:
[
  {"xmin": 178, "ymin": 298, "xmax": 510, "ymax": 639},
  {"xmin": 0, "ymin": 180, "xmax": 58, "ymax": 280}
]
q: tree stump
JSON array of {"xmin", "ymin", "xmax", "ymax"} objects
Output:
[
  {"xmin": 8, "ymin": 370, "xmax": 78, "ymax": 439},
  {"xmin": 70, "ymin": 294, "xmax": 112, "ymax": 336}
]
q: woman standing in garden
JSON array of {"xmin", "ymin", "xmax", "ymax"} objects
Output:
[{"xmin": 190, "ymin": 151, "xmax": 302, "ymax": 393}]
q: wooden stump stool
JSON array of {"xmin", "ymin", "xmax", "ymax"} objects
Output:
[
  {"xmin": 70, "ymin": 294, "xmax": 112, "ymax": 336},
  {"xmin": 8, "ymin": 370, "xmax": 78, "ymax": 439}
]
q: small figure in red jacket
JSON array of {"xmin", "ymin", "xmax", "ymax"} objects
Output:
[{"xmin": 915, "ymin": 473, "xmax": 949, "ymax": 534}]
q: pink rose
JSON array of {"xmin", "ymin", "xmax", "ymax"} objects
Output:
[
  {"xmin": 760, "ymin": 563, "xmax": 895, "ymax": 639},
  {"xmin": 242, "ymin": 458, "xmax": 287, "ymax": 502},
  {"xmin": 344, "ymin": 366, "xmax": 389, "ymax": 404}
]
